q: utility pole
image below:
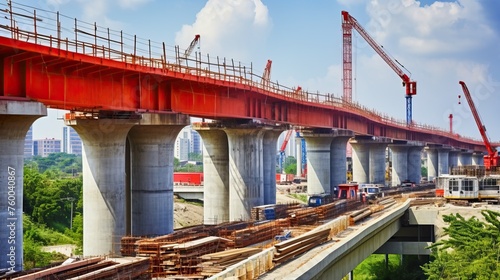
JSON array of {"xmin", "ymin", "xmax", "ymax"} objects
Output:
[{"xmin": 61, "ymin": 197, "xmax": 75, "ymax": 229}]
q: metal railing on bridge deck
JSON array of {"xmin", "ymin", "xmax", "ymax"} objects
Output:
[{"xmin": 0, "ymin": 1, "xmax": 484, "ymax": 145}]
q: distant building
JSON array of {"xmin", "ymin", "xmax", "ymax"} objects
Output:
[
  {"xmin": 62, "ymin": 126, "xmax": 82, "ymax": 155},
  {"xmin": 33, "ymin": 138, "xmax": 61, "ymax": 157},
  {"xmin": 24, "ymin": 126, "xmax": 34, "ymax": 158},
  {"xmin": 68, "ymin": 127, "xmax": 82, "ymax": 155},
  {"xmin": 191, "ymin": 129, "xmax": 201, "ymax": 155},
  {"xmin": 63, "ymin": 127, "xmax": 69, "ymax": 153}
]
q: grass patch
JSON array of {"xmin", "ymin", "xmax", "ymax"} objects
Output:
[{"xmin": 289, "ymin": 193, "xmax": 308, "ymax": 203}]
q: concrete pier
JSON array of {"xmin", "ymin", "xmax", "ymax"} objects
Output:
[
  {"xmin": 0, "ymin": 101, "xmax": 46, "ymax": 272},
  {"xmin": 263, "ymin": 129, "xmax": 283, "ymax": 205},
  {"xmin": 304, "ymin": 130, "xmax": 353, "ymax": 195},
  {"xmin": 390, "ymin": 145, "xmax": 409, "ymax": 186},
  {"xmin": 194, "ymin": 126, "xmax": 230, "ymax": 224},
  {"xmin": 458, "ymin": 150, "xmax": 473, "ymax": 166},
  {"xmin": 127, "ymin": 114, "xmax": 189, "ymax": 236},
  {"xmin": 472, "ymin": 152, "xmax": 484, "ymax": 166},
  {"xmin": 66, "ymin": 116, "xmax": 138, "ymax": 257},
  {"xmin": 224, "ymin": 127, "xmax": 265, "ymax": 221},
  {"xmin": 351, "ymin": 142, "xmax": 369, "ymax": 184},
  {"xmin": 438, "ymin": 148, "xmax": 450, "ymax": 176},
  {"xmin": 369, "ymin": 143, "xmax": 387, "ymax": 185},
  {"xmin": 448, "ymin": 150, "xmax": 459, "ymax": 170},
  {"xmin": 407, "ymin": 146, "xmax": 423, "ymax": 184},
  {"xmin": 331, "ymin": 136, "xmax": 352, "ymax": 190},
  {"xmin": 426, "ymin": 148, "xmax": 438, "ymax": 182}
]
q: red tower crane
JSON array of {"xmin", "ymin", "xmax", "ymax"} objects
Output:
[
  {"xmin": 279, "ymin": 130, "xmax": 293, "ymax": 173},
  {"xmin": 342, "ymin": 11, "xmax": 417, "ymax": 125},
  {"xmin": 261, "ymin": 59, "xmax": 272, "ymax": 88},
  {"xmin": 458, "ymin": 81, "xmax": 499, "ymax": 170}
]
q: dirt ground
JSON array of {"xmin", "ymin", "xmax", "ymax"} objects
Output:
[{"xmin": 173, "ymin": 190, "xmax": 306, "ymax": 229}]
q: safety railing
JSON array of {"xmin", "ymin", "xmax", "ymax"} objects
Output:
[{"xmin": 0, "ymin": 1, "xmax": 484, "ymax": 145}]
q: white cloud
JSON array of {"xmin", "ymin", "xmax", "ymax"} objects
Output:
[
  {"xmin": 363, "ymin": 0, "xmax": 495, "ymax": 55},
  {"xmin": 175, "ymin": 0, "xmax": 272, "ymax": 62},
  {"xmin": 118, "ymin": 0, "xmax": 152, "ymax": 9}
]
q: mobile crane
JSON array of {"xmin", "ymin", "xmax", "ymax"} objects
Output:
[
  {"xmin": 177, "ymin": 34, "xmax": 200, "ymax": 65},
  {"xmin": 458, "ymin": 81, "xmax": 499, "ymax": 170},
  {"xmin": 342, "ymin": 11, "xmax": 417, "ymax": 125}
]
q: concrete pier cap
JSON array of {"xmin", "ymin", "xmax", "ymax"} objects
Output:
[
  {"xmin": 301, "ymin": 128, "xmax": 354, "ymax": 195},
  {"xmin": 0, "ymin": 100, "xmax": 47, "ymax": 272}
]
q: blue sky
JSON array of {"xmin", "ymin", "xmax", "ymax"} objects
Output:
[{"xmin": 26, "ymin": 0, "xmax": 500, "ymax": 142}]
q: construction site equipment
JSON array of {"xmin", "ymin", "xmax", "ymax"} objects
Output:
[
  {"xmin": 262, "ymin": 59, "xmax": 272, "ymax": 88},
  {"xmin": 342, "ymin": 11, "xmax": 417, "ymax": 125},
  {"xmin": 279, "ymin": 130, "xmax": 293, "ymax": 173},
  {"xmin": 177, "ymin": 34, "xmax": 200, "ymax": 64},
  {"xmin": 296, "ymin": 131, "xmax": 307, "ymax": 179},
  {"xmin": 459, "ymin": 81, "xmax": 499, "ymax": 169}
]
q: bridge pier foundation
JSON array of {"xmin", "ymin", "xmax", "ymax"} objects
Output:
[
  {"xmin": 263, "ymin": 129, "xmax": 283, "ymax": 205},
  {"xmin": 66, "ymin": 116, "xmax": 138, "ymax": 257},
  {"xmin": 194, "ymin": 127, "xmax": 229, "ymax": 225},
  {"xmin": 127, "ymin": 114, "xmax": 189, "ymax": 236},
  {"xmin": 224, "ymin": 127, "xmax": 266, "ymax": 221},
  {"xmin": 0, "ymin": 101, "xmax": 46, "ymax": 272}
]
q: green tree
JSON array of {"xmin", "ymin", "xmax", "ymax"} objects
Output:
[
  {"xmin": 422, "ymin": 210, "xmax": 500, "ymax": 279},
  {"xmin": 421, "ymin": 166, "xmax": 428, "ymax": 178},
  {"xmin": 284, "ymin": 156, "xmax": 297, "ymax": 175},
  {"xmin": 188, "ymin": 152, "xmax": 203, "ymax": 162}
]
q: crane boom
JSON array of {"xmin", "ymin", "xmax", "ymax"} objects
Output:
[
  {"xmin": 261, "ymin": 59, "xmax": 272, "ymax": 88},
  {"xmin": 278, "ymin": 130, "xmax": 294, "ymax": 173},
  {"xmin": 342, "ymin": 11, "xmax": 416, "ymax": 125},
  {"xmin": 459, "ymin": 81, "xmax": 499, "ymax": 169},
  {"xmin": 178, "ymin": 34, "xmax": 200, "ymax": 64}
]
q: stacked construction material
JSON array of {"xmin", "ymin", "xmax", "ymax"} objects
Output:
[
  {"xmin": 231, "ymin": 220, "xmax": 284, "ymax": 248},
  {"xmin": 120, "ymin": 236, "xmax": 142, "ymax": 256},
  {"xmin": 273, "ymin": 228, "xmax": 331, "ymax": 264},
  {"xmin": 252, "ymin": 202, "xmax": 301, "ymax": 221},
  {"xmin": 156, "ymin": 236, "xmax": 232, "ymax": 276},
  {"xmin": 198, "ymin": 248, "xmax": 263, "ymax": 277},
  {"xmin": 288, "ymin": 207, "xmax": 319, "ymax": 226}
]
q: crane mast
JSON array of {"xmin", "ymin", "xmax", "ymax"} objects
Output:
[
  {"xmin": 342, "ymin": 11, "xmax": 417, "ymax": 125},
  {"xmin": 458, "ymin": 81, "xmax": 499, "ymax": 169}
]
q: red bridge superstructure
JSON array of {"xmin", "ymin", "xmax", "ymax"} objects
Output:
[{"xmin": 0, "ymin": 3, "xmax": 494, "ymax": 267}]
